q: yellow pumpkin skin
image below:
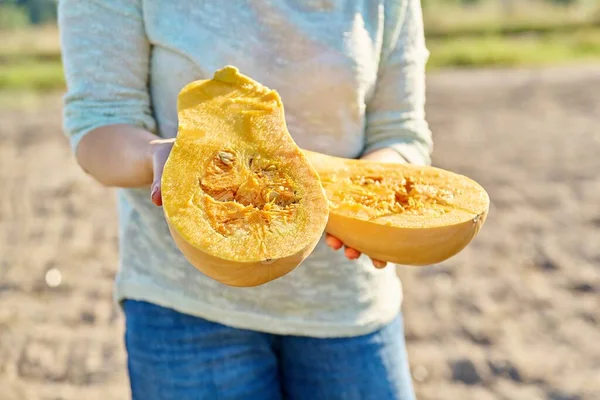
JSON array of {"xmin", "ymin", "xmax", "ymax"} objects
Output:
[
  {"xmin": 166, "ymin": 223, "xmax": 315, "ymax": 287},
  {"xmin": 161, "ymin": 66, "xmax": 329, "ymax": 287},
  {"xmin": 303, "ymin": 150, "xmax": 489, "ymax": 266}
]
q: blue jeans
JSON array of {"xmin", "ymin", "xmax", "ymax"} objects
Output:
[{"xmin": 123, "ymin": 300, "xmax": 416, "ymax": 400}]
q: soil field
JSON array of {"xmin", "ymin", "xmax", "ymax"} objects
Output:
[{"xmin": 1, "ymin": 63, "xmax": 599, "ymax": 400}]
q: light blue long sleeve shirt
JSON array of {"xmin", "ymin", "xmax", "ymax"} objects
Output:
[{"xmin": 59, "ymin": 0, "xmax": 433, "ymax": 337}]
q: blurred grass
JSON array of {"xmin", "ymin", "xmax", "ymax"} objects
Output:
[
  {"xmin": 0, "ymin": 61, "xmax": 64, "ymax": 91},
  {"xmin": 1, "ymin": 2, "xmax": 600, "ymax": 92},
  {"xmin": 0, "ymin": 25, "xmax": 65, "ymax": 92},
  {"xmin": 422, "ymin": 0, "xmax": 600, "ymax": 36},
  {"xmin": 422, "ymin": 0, "xmax": 600, "ymax": 68},
  {"xmin": 427, "ymin": 27, "xmax": 600, "ymax": 68}
]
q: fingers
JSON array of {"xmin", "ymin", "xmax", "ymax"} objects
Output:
[
  {"xmin": 343, "ymin": 247, "xmax": 387, "ymax": 268},
  {"xmin": 344, "ymin": 247, "xmax": 361, "ymax": 260},
  {"xmin": 150, "ymin": 141, "xmax": 175, "ymax": 207},
  {"xmin": 325, "ymin": 234, "xmax": 362, "ymax": 261},
  {"xmin": 325, "ymin": 234, "xmax": 344, "ymax": 250},
  {"xmin": 325, "ymin": 234, "xmax": 387, "ymax": 268},
  {"xmin": 151, "ymin": 184, "xmax": 162, "ymax": 206},
  {"xmin": 326, "ymin": 235, "xmax": 362, "ymax": 260}
]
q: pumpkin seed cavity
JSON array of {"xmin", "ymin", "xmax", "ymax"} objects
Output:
[
  {"xmin": 327, "ymin": 174, "xmax": 455, "ymax": 219},
  {"xmin": 198, "ymin": 149, "xmax": 300, "ymax": 236}
]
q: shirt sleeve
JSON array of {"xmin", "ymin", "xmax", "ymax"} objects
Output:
[
  {"xmin": 363, "ymin": 0, "xmax": 433, "ymax": 165},
  {"xmin": 58, "ymin": 0, "xmax": 156, "ymax": 154}
]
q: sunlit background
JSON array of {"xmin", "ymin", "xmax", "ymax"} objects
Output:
[{"xmin": 1, "ymin": 1, "xmax": 599, "ymax": 399}]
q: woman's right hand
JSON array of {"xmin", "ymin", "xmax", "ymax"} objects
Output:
[{"xmin": 149, "ymin": 138, "xmax": 176, "ymax": 206}]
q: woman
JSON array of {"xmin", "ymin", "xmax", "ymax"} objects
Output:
[{"xmin": 58, "ymin": 1, "xmax": 433, "ymax": 399}]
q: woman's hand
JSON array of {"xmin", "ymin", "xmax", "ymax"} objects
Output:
[
  {"xmin": 324, "ymin": 147, "xmax": 408, "ymax": 269},
  {"xmin": 325, "ymin": 234, "xmax": 387, "ymax": 269},
  {"xmin": 149, "ymin": 138, "xmax": 176, "ymax": 206}
]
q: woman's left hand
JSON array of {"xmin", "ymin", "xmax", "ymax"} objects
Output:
[
  {"xmin": 324, "ymin": 147, "xmax": 408, "ymax": 269},
  {"xmin": 325, "ymin": 234, "xmax": 388, "ymax": 268}
]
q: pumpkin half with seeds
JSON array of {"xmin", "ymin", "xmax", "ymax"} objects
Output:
[
  {"xmin": 162, "ymin": 66, "xmax": 489, "ymax": 287},
  {"xmin": 303, "ymin": 150, "xmax": 489, "ymax": 266},
  {"xmin": 161, "ymin": 66, "xmax": 329, "ymax": 287}
]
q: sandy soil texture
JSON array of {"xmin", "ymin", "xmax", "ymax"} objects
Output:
[{"xmin": 1, "ymin": 64, "xmax": 599, "ymax": 400}]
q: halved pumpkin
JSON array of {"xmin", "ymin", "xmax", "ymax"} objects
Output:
[
  {"xmin": 303, "ymin": 150, "xmax": 489, "ymax": 266},
  {"xmin": 162, "ymin": 65, "xmax": 490, "ymax": 287},
  {"xmin": 161, "ymin": 66, "xmax": 329, "ymax": 287}
]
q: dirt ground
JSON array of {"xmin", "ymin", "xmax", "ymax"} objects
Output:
[{"xmin": 1, "ymin": 63, "xmax": 599, "ymax": 400}]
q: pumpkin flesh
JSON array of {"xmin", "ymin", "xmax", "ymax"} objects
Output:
[
  {"xmin": 161, "ymin": 67, "xmax": 329, "ymax": 287},
  {"xmin": 303, "ymin": 150, "xmax": 489, "ymax": 265}
]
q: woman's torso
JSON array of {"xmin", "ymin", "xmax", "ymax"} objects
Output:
[
  {"xmin": 147, "ymin": 0, "xmax": 382, "ymax": 153},
  {"xmin": 114, "ymin": 0, "xmax": 403, "ymax": 337}
]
